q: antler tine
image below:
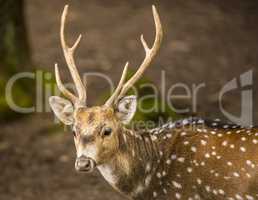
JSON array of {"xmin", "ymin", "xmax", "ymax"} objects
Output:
[
  {"xmin": 117, "ymin": 5, "xmax": 163, "ymax": 101},
  {"xmin": 105, "ymin": 62, "xmax": 129, "ymax": 106},
  {"xmin": 60, "ymin": 5, "xmax": 86, "ymax": 106},
  {"xmin": 55, "ymin": 63, "xmax": 77, "ymax": 103}
]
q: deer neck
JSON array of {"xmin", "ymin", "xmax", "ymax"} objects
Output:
[{"xmin": 98, "ymin": 127, "xmax": 160, "ymax": 198}]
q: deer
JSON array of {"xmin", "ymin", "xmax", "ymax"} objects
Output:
[{"xmin": 49, "ymin": 4, "xmax": 258, "ymax": 200}]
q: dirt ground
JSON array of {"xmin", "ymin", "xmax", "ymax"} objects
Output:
[{"xmin": 1, "ymin": 0, "xmax": 258, "ymax": 199}]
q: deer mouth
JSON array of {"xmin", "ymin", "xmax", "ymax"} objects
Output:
[{"xmin": 75, "ymin": 156, "xmax": 96, "ymax": 173}]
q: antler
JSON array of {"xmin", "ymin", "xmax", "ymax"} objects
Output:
[
  {"xmin": 105, "ymin": 62, "xmax": 129, "ymax": 106},
  {"xmin": 55, "ymin": 5, "xmax": 86, "ymax": 107},
  {"xmin": 105, "ymin": 5, "xmax": 163, "ymax": 106}
]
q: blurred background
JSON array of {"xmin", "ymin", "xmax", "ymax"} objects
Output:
[{"xmin": 0, "ymin": 0, "xmax": 258, "ymax": 199}]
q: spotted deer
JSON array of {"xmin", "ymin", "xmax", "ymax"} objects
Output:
[{"xmin": 49, "ymin": 5, "xmax": 258, "ymax": 200}]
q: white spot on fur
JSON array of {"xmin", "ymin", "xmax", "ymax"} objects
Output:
[
  {"xmin": 145, "ymin": 175, "xmax": 152, "ymax": 186},
  {"xmin": 172, "ymin": 181, "xmax": 182, "ymax": 189},
  {"xmin": 153, "ymin": 191, "xmax": 157, "ymax": 198},
  {"xmin": 132, "ymin": 184, "xmax": 144, "ymax": 196},
  {"xmin": 177, "ymin": 157, "xmax": 185, "ymax": 163},
  {"xmin": 145, "ymin": 162, "xmax": 151, "ymax": 173}
]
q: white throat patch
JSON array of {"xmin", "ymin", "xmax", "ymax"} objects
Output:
[{"xmin": 98, "ymin": 164, "xmax": 118, "ymax": 186}]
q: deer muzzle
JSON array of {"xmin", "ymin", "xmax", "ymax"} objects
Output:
[{"xmin": 75, "ymin": 156, "xmax": 96, "ymax": 173}]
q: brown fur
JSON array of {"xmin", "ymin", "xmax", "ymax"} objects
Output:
[{"xmin": 72, "ymin": 111, "xmax": 258, "ymax": 200}]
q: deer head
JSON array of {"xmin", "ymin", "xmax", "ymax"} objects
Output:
[{"xmin": 49, "ymin": 5, "xmax": 163, "ymax": 173}]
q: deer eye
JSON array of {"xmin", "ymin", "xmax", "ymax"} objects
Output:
[{"xmin": 103, "ymin": 127, "xmax": 112, "ymax": 137}]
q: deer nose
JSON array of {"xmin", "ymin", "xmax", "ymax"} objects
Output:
[{"xmin": 75, "ymin": 156, "xmax": 96, "ymax": 172}]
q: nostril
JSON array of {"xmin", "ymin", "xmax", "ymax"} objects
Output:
[{"xmin": 84, "ymin": 160, "xmax": 91, "ymax": 169}]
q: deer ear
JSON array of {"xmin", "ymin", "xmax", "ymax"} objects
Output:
[
  {"xmin": 49, "ymin": 96, "xmax": 74, "ymax": 125},
  {"xmin": 115, "ymin": 95, "xmax": 137, "ymax": 124}
]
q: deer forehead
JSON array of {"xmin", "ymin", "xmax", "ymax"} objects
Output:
[{"xmin": 74, "ymin": 106, "xmax": 116, "ymax": 127}]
